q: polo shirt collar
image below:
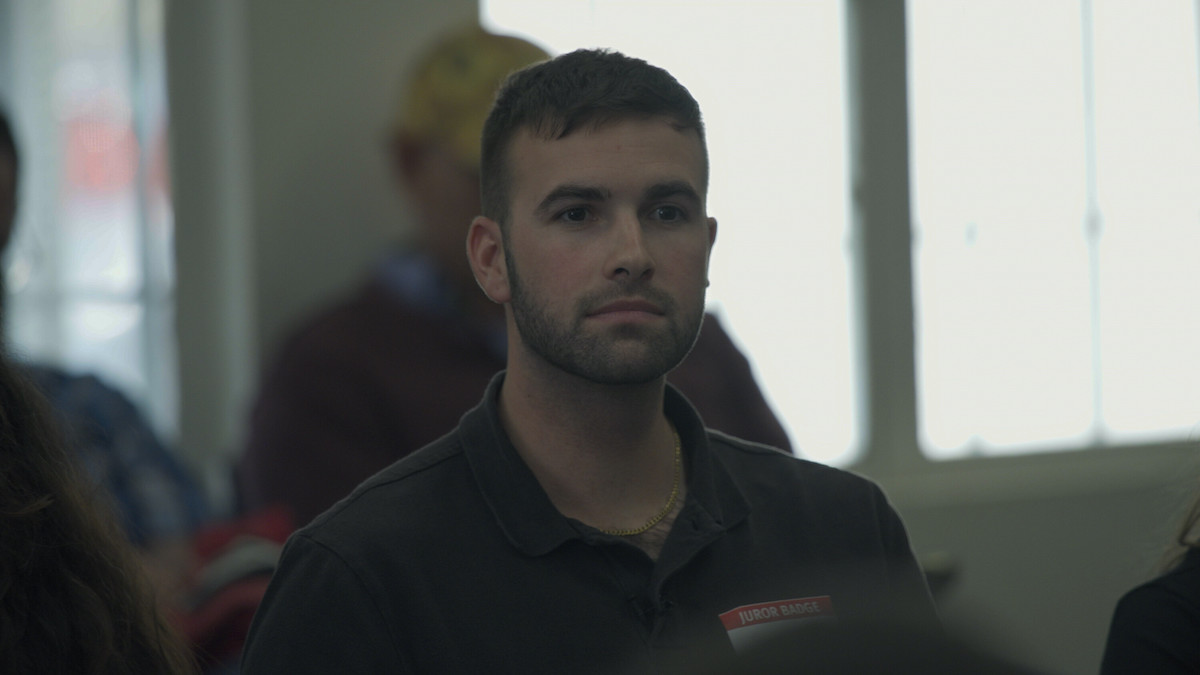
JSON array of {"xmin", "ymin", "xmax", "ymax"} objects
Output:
[{"xmin": 461, "ymin": 372, "xmax": 750, "ymax": 557}]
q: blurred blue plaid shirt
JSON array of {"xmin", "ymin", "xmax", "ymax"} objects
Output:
[{"xmin": 25, "ymin": 364, "xmax": 208, "ymax": 547}]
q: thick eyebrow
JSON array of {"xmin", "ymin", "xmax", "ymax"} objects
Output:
[
  {"xmin": 643, "ymin": 180, "xmax": 702, "ymax": 206},
  {"xmin": 534, "ymin": 184, "xmax": 611, "ymax": 218}
]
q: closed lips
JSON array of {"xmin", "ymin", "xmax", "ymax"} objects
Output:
[{"xmin": 589, "ymin": 300, "xmax": 663, "ymax": 315}]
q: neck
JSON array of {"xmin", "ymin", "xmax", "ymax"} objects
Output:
[{"xmin": 499, "ymin": 348, "xmax": 679, "ymax": 532}]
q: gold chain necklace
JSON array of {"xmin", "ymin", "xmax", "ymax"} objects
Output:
[{"xmin": 599, "ymin": 428, "xmax": 682, "ymax": 537}]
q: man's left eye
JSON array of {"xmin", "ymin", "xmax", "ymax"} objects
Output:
[
  {"xmin": 653, "ymin": 206, "xmax": 685, "ymax": 221},
  {"xmin": 560, "ymin": 207, "xmax": 589, "ymax": 222}
]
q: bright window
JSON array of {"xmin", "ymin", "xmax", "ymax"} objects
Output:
[
  {"xmin": 1, "ymin": 0, "xmax": 176, "ymax": 437},
  {"xmin": 909, "ymin": 0, "xmax": 1200, "ymax": 458},
  {"xmin": 482, "ymin": 0, "xmax": 858, "ymax": 465}
]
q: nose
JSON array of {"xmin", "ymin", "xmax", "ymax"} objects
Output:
[{"xmin": 606, "ymin": 211, "xmax": 654, "ymax": 281}]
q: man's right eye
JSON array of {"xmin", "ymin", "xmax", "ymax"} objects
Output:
[{"xmin": 558, "ymin": 207, "xmax": 589, "ymax": 223}]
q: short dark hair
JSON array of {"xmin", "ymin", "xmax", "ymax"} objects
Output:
[{"xmin": 480, "ymin": 49, "xmax": 707, "ymax": 226}]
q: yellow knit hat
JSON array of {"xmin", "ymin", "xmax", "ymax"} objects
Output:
[{"xmin": 396, "ymin": 24, "xmax": 549, "ymax": 169}]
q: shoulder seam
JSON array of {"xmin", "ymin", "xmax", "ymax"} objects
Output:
[
  {"xmin": 707, "ymin": 427, "xmax": 793, "ymax": 457},
  {"xmin": 290, "ymin": 533, "xmax": 410, "ymax": 667},
  {"xmin": 306, "ymin": 435, "xmax": 466, "ymax": 530}
]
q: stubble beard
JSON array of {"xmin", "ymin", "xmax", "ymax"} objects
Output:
[{"xmin": 505, "ymin": 255, "xmax": 705, "ymax": 386}]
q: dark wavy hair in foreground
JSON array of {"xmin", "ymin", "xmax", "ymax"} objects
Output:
[{"xmin": 0, "ymin": 348, "xmax": 195, "ymax": 674}]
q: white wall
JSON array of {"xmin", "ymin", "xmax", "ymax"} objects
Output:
[
  {"xmin": 898, "ymin": 478, "xmax": 1193, "ymax": 674},
  {"xmin": 165, "ymin": 2, "xmax": 1198, "ymax": 673}
]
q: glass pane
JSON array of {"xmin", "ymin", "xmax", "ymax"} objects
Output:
[
  {"xmin": 909, "ymin": 0, "xmax": 1094, "ymax": 457},
  {"xmin": 55, "ymin": 0, "xmax": 144, "ymax": 295},
  {"xmin": 482, "ymin": 1, "xmax": 858, "ymax": 464},
  {"xmin": 1093, "ymin": 0, "xmax": 1200, "ymax": 442},
  {"xmin": 62, "ymin": 298, "xmax": 146, "ymax": 396},
  {"xmin": 5, "ymin": 2, "xmax": 63, "ymax": 325}
]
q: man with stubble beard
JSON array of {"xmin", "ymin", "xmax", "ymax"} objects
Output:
[{"xmin": 242, "ymin": 49, "xmax": 938, "ymax": 674}]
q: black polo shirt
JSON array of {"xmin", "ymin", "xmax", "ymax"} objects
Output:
[{"xmin": 242, "ymin": 373, "xmax": 937, "ymax": 674}]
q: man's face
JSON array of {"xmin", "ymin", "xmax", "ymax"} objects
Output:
[{"xmin": 501, "ymin": 117, "xmax": 716, "ymax": 385}]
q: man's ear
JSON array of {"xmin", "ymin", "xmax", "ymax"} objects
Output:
[{"xmin": 466, "ymin": 215, "xmax": 511, "ymax": 304}]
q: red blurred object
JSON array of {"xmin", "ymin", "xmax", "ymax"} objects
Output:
[
  {"xmin": 64, "ymin": 114, "xmax": 138, "ymax": 193},
  {"xmin": 174, "ymin": 505, "xmax": 294, "ymax": 671}
]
